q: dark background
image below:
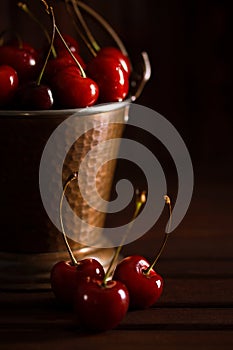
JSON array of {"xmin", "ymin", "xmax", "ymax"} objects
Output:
[
  {"xmin": 0, "ymin": 0, "xmax": 232, "ymax": 246},
  {"xmin": 1, "ymin": 0, "xmax": 232, "ymax": 168}
]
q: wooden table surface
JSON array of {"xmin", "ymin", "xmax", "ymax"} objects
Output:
[{"xmin": 1, "ymin": 164, "xmax": 233, "ymax": 350}]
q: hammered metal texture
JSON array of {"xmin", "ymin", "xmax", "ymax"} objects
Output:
[{"xmin": 0, "ymin": 106, "xmax": 128, "ymax": 254}]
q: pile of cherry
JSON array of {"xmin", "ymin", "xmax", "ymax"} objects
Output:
[
  {"xmin": 0, "ymin": 1, "xmax": 131, "ymax": 110},
  {"xmin": 50, "ymin": 179, "xmax": 170, "ymax": 332},
  {"xmin": 50, "ymin": 242, "xmax": 164, "ymax": 332}
]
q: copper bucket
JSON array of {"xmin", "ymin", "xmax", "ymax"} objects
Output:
[{"xmin": 0, "ymin": 53, "xmax": 150, "ymax": 290}]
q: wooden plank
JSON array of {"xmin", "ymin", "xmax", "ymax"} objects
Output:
[
  {"xmin": 155, "ymin": 258, "xmax": 233, "ymax": 278},
  {"xmin": 120, "ymin": 308, "xmax": 233, "ymax": 330},
  {"xmin": 1, "ymin": 329, "xmax": 233, "ymax": 350},
  {"xmin": 1, "ymin": 291, "xmax": 233, "ymax": 330},
  {"xmin": 160, "ymin": 278, "xmax": 233, "ymax": 306},
  {"xmin": 1, "ymin": 276, "xmax": 233, "ymax": 312}
]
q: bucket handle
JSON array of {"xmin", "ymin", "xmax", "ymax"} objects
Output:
[{"xmin": 130, "ymin": 51, "xmax": 151, "ymax": 102}]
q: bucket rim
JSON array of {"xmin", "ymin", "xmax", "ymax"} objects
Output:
[{"xmin": 0, "ymin": 98, "xmax": 131, "ymax": 119}]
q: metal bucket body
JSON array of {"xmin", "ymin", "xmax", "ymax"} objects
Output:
[{"xmin": 0, "ymin": 101, "xmax": 130, "ymax": 289}]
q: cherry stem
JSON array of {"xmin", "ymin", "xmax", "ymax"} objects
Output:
[
  {"xmin": 101, "ymin": 190, "xmax": 147, "ymax": 286},
  {"xmin": 144, "ymin": 195, "xmax": 172, "ymax": 276},
  {"xmin": 69, "ymin": 0, "xmax": 100, "ymax": 52},
  {"xmin": 36, "ymin": 4, "xmax": 56, "ymax": 86},
  {"xmin": 78, "ymin": 1, "xmax": 129, "ymax": 57},
  {"xmin": 40, "ymin": 0, "xmax": 86, "ymax": 78},
  {"xmin": 17, "ymin": 2, "xmax": 57, "ymax": 58},
  {"xmin": 59, "ymin": 172, "xmax": 79, "ymax": 266},
  {"xmin": 64, "ymin": 1, "xmax": 97, "ymax": 57}
]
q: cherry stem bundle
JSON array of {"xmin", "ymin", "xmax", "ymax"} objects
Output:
[
  {"xmin": 17, "ymin": 2, "xmax": 57, "ymax": 58},
  {"xmin": 42, "ymin": 0, "xmax": 86, "ymax": 78},
  {"xmin": 77, "ymin": 1, "xmax": 129, "ymax": 57},
  {"xmin": 102, "ymin": 190, "xmax": 146, "ymax": 286},
  {"xmin": 59, "ymin": 172, "xmax": 79, "ymax": 266},
  {"xmin": 64, "ymin": 1, "xmax": 97, "ymax": 57},
  {"xmin": 36, "ymin": 3, "xmax": 56, "ymax": 86},
  {"xmin": 68, "ymin": 0, "xmax": 100, "ymax": 53}
]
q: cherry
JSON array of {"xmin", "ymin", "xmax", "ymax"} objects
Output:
[
  {"xmin": 73, "ymin": 277, "xmax": 129, "ymax": 331},
  {"xmin": 72, "ymin": 190, "xmax": 145, "ymax": 331},
  {"xmin": 86, "ymin": 55, "xmax": 129, "ymax": 102},
  {"xmin": 14, "ymin": 81, "xmax": 53, "ymax": 110},
  {"xmin": 54, "ymin": 33, "xmax": 80, "ymax": 54},
  {"xmin": 0, "ymin": 65, "xmax": 19, "ymax": 107},
  {"xmin": 67, "ymin": 0, "xmax": 131, "ymax": 101},
  {"xmin": 0, "ymin": 44, "xmax": 39, "ymax": 83},
  {"xmin": 58, "ymin": 50, "xmax": 86, "ymax": 69},
  {"xmin": 50, "ymin": 258, "xmax": 105, "ymax": 305},
  {"xmin": 97, "ymin": 47, "xmax": 131, "ymax": 77},
  {"xmin": 50, "ymin": 173, "xmax": 105, "ymax": 305},
  {"xmin": 113, "ymin": 255, "xmax": 163, "ymax": 309},
  {"xmin": 36, "ymin": 0, "xmax": 98, "ymax": 108},
  {"xmin": 8, "ymin": 39, "xmax": 39, "ymax": 56},
  {"xmin": 13, "ymin": 2, "xmax": 58, "ymax": 110},
  {"xmin": 51, "ymin": 66, "xmax": 99, "ymax": 108},
  {"xmin": 44, "ymin": 55, "xmax": 81, "ymax": 84},
  {"xmin": 44, "ymin": 50, "xmax": 86, "ymax": 84},
  {"xmin": 113, "ymin": 195, "xmax": 172, "ymax": 310}
]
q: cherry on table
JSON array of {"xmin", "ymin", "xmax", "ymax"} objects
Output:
[
  {"xmin": 113, "ymin": 255, "xmax": 163, "ymax": 309},
  {"xmin": 0, "ymin": 65, "xmax": 19, "ymax": 107},
  {"xmin": 50, "ymin": 258, "xmax": 105, "ymax": 305},
  {"xmin": 113, "ymin": 195, "xmax": 172, "ymax": 310},
  {"xmin": 73, "ymin": 277, "xmax": 129, "ymax": 332},
  {"xmin": 50, "ymin": 173, "xmax": 105, "ymax": 306}
]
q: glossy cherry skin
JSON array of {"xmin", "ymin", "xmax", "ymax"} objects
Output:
[
  {"xmin": 0, "ymin": 65, "xmax": 19, "ymax": 107},
  {"xmin": 44, "ymin": 56, "xmax": 80, "ymax": 84},
  {"xmin": 51, "ymin": 66, "xmax": 99, "ymax": 108},
  {"xmin": 113, "ymin": 255, "xmax": 164, "ymax": 310},
  {"xmin": 98, "ymin": 47, "xmax": 131, "ymax": 76},
  {"xmin": 86, "ymin": 55, "xmax": 129, "ymax": 103},
  {"xmin": 0, "ymin": 45, "xmax": 39, "ymax": 83},
  {"xmin": 8, "ymin": 40, "xmax": 39, "ymax": 56},
  {"xmin": 54, "ymin": 33, "xmax": 80, "ymax": 54},
  {"xmin": 57, "ymin": 50, "xmax": 86, "ymax": 70},
  {"xmin": 50, "ymin": 258, "xmax": 105, "ymax": 305},
  {"xmin": 74, "ymin": 277, "xmax": 129, "ymax": 331},
  {"xmin": 44, "ymin": 51, "xmax": 85, "ymax": 84},
  {"xmin": 14, "ymin": 82, "xmax": 53, "ymax": 110}
]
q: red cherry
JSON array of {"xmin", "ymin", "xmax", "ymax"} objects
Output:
[
  {"xmin": 54, "ymin": 33, "xmax": 80, "ymax": 54},
  {"xmin": 50, "ymin": 258, "xmax": 105, "ymax": 305},
  {"xmin": 0, "ymin": 45, "xmax": 39, "ymax": 83},
  {"xmin": 58, "ymin": 50, "xmax": 86, "ymax": 69},
  {"xmin": 52, "ymin": 66, "xmax": 99, "ymax": 108},
  {"xmin": 113, "ymin": 255, "xmax": 163, "ymax": 310},
  {"xmin": 44, "ymin": 56, "xmax": 81, "ymax": 84},
  {"xmin": 0, "ymin": 65, "xmax": 19, "ymax": 107},
  {"xmin": 86, "ymin": 55, "xmax": 129, "ymax": 102},
  {"xmin": 8, "ymin": 39, "xmax": 39, "ymax": 56},
  {"xmin": 14, "ymin": 82, "xmax": 53, "ymax": 110},
  {"xmin": 73, "ymin": 277, "xmax": 129, "ymax": 331},
  {"xmin": 98, "ymin": 47, "xmax": 131, "ymax": 76}
]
